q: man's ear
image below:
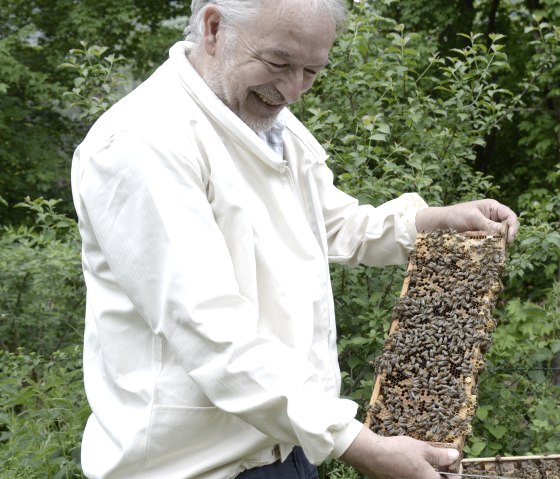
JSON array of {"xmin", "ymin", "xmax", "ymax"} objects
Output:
[{"xmin": 201, "ymin": 5, "xmax": 222, "ymax": 56}]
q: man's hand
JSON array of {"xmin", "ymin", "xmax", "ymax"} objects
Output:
[
  {"xmin": 340, "ymin": 427, "xmax": 459, "ymax": 479},
  {"xmin": 415, "ymin": 199, "xmax": 519, "ymax": 245}
]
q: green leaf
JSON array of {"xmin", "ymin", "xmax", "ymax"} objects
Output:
[
  {"xmin": 499, "ymin": 389, "xmax": 512, "ymax": 400},
  {"xmin": 487, "ymin": 424, "xmax": 508, "ymax": 440},
  {"xmin": 476, "ymin": 405, "xmax": 492, "ymax": 421},
  {"xmin": 370, "ymin": 134, "xmax": 387, "ymax": 142},
  {"xmin": 466, "ymin": 438, "xmax": 487, "ymax": 457}
]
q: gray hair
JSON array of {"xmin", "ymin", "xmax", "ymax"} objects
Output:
[{"xmin": 184, "ymin": 0, "xmax": 347, "ymax": 44}]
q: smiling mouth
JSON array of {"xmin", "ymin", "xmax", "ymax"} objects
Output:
[{"xmin": 253, "ymin": 91, "xmax": 283, "ymax": 107}]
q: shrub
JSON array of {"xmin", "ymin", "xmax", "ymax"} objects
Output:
[
  {"xmin": 0, "ymin": 346, "xmax": 88, "ymax": 479},
  {"xmin": 0, "ymin": 198, "xmax": 84, "ymax": 354}
]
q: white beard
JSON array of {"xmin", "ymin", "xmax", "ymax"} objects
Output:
[{"xmin": 204, "ymin": 57, "xmax": 279, "ymax": 132}]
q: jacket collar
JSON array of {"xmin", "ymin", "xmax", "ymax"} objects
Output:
[{"xmin": 169, "ymin": 41, "xmax": 289, "ymax": 172}]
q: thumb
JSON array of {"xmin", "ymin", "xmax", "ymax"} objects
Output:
[{"xmin": 425, "ymin": 445, "xmax": 460, "ymax": 468}]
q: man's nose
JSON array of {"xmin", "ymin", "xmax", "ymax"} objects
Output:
[{"xmin": 277, "ymin": 69, "xmax": 308, "ymax": 104}]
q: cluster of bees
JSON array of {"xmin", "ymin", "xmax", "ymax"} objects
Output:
[
  {"xmin": 463, "ymin": 458, "xmax": 560, "ymax": 478},
  {"xmin": 366, "ymin": 229, "xmax": 506, "ymax": 445}
]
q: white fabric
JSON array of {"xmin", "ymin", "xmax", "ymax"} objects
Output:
[{"xmin": 71, "ymin": 41, "xmax": 428, "ymax": 479}]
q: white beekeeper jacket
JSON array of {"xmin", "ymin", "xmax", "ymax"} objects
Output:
[{"xmin": 71, "ymin": 41, "xmax": 428, "ymax": 479}]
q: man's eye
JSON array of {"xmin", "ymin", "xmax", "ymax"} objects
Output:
[
  {"xmin": 304, "ymin": 68, "xmax": 318, "ymax": 76},
  {"xmin": 267, "ymin": 61, "xmax": 288, "ymax": 69}
]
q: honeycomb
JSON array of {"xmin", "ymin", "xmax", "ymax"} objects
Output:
[
  {"xmin": 462, "ymin": 455, "xmax": 560, "ymax": 478},
  {"xmin": 365, "ymin": 228, "xmax": 507, "ymax": 461}
]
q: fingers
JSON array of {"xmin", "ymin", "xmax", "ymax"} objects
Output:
[
  {"xmin": 424, "ymin": 445, "xmax": 460, "ymax": 469},
  {"xmin": 501, "ymin": 208, "xmax": 519, "ymax": 245},
  {"xmin": 340, "ymin": 429, "xmax": 458, "ymax": 479},
  {"xmin": 490, "ymin": 200, "xmax": 519, "ymax": 244},
  {"xmin": 416, "ymin": 200, "xmax": 519, "ymax": 245}
]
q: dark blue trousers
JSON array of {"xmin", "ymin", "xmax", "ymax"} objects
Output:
[{"xmin": 237, "ymin": 447, "xmax": 319, "ymax": 479}]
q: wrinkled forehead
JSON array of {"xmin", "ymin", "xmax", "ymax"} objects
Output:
[
  {"xmin": 269, "ymin": 0, "xmax": 338, "ymax": 28},
  {"xmin": 239, "ymin": 2, "xmax": 336, "ymax": 60}
]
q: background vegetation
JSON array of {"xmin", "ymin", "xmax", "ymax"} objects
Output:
[{"xmin": 0, "ymin": 0, "xmax": 558, "ymax": 477}]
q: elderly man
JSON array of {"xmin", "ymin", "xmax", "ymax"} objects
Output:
[{"xmin": 71, "ymin": 0, "xmax": 518, "ymax": 478}]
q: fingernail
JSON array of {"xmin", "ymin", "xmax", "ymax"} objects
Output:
[{"xmin": 447, "ymin": 449, "xmax": 460, "ymax": 462}]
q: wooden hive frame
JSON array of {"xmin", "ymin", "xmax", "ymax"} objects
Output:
[
  {"xmin": 365, "ymin": 226, "xmax": 508, "ymax": 472},
  {"xmin": 462, "ymin": 454, "xmax": 560, "ymax": 478}
]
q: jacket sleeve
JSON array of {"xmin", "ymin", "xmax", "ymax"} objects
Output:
[
  {"xmin": 75, "ymin": 129, "xmax": 362, "ymax": 464},
  {"xmin": 283, "ymin": 109, "xmax": 428, "ymax": 267},
  {"xmin": 313, "ymin": 161, "xmax": 428, "ymax": 266}
]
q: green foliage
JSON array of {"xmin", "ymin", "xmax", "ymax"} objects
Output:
[
  {"xmin": 467, "ymin": 283, "xmax": 560, "ymax": 457},
  {"xmin": 0, "ymin": 346, "xmax": 88, "ymax": 479},
  {"xmin": 0, "ymin": 17, "xmax": 71, "ymax": 219},
  {"xmin": 59, "ymin": 43, "xmax": 128, "ymax": 122},
  {"xmin": 0, "ymin": 198, "xmax": 84, "ymax": 354},
  {"xmin": 374, "ymin": 0, "xmax": 478, "ymax": 49},
  {"xmin": 365, "ymin": 0, "xmax": 560, "ymax": 222},
  {"xmin": 0, "ymin": 199, "xmax": 86, "ymax": 477},
  {"xmin": 514, "ymin": 17, "xmax": 560, "ymax": 182},
  {"xmin": 479, "ymin": 161, "xmax": 560, "ymax": 457},
  {"xmin": 319, "ymin": 457, "xmax": 361, "ymax": 479},
  {"xmin": 300, "ymin": 5, "xmax": 508, "ymax": 208},
  {"xmin": 0, "ymin": 0, "xmax": 190, "ymax": 222},
  {"xmin": 506, "ymin": 161, "xmax": 560, "ymax": 298}
]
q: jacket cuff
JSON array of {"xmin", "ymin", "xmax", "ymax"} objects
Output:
[
  {"xmin": 397, "ymin": 193, "xmax": 429, "ymax": 248},
  {"xmin": 330, "ymin": 419, "xmax": 364, "ymax": 459}
]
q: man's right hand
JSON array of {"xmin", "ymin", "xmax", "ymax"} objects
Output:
[{"xmin": 340, "ymin": 426, "xmax": 459, "ymax": 479}]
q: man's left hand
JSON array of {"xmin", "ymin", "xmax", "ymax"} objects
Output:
[{"xmin": 415, "ymin": 199, "xmax": 519, "ymax": 245}]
